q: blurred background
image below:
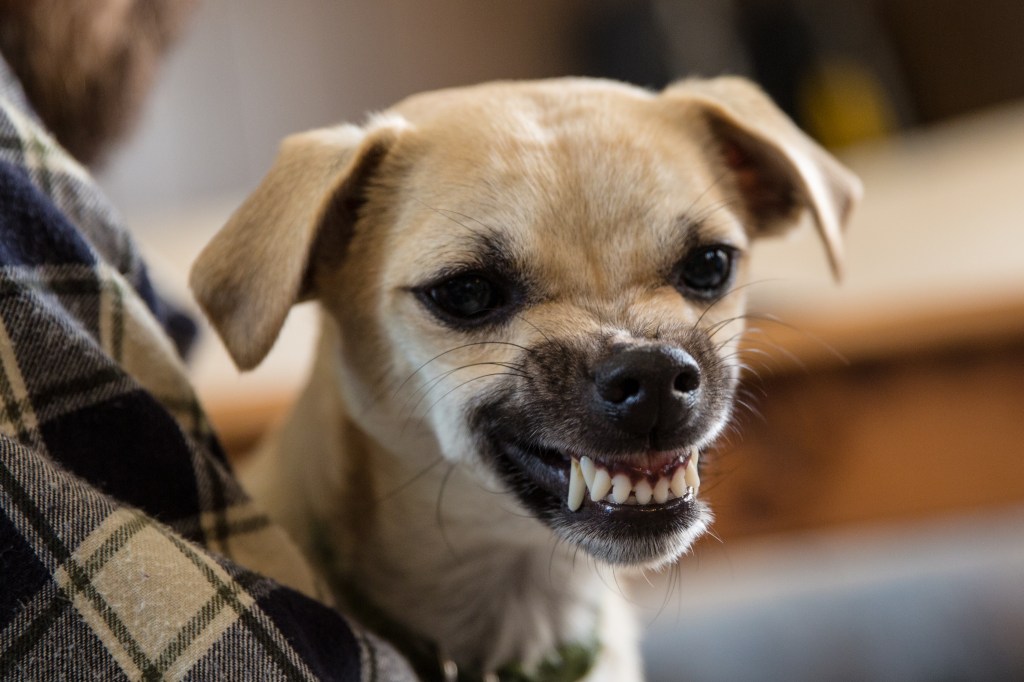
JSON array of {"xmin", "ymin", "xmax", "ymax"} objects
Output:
[{"xmin": 97, "ymin": 1, "xmax": 1024, "ymax": 680}]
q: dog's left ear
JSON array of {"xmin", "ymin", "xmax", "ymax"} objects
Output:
[
  {"xmin": 662, "ymin": 77, "xmax": 862, "ymax": 279},
  {"xmin": 190, "ymin": 118, "xmax": 403, "ymax": 370}
]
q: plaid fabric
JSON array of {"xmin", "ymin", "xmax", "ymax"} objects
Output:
[{"xmin": 0, "ymin": 56, "xmax": 415, "ymax": 681}]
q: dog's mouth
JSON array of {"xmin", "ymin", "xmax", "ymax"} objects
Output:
[{"xmin": 487, "ymin": 435, "xmax": 710, "ymax": 565}]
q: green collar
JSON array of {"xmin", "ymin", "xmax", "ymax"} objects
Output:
[{"xmin": 337, "ymin": 575, "xmax": 599, "ymax": 682}]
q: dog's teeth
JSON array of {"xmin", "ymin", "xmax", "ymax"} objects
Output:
[
  {"xmin": 653, "ymin": 477, "xmax": 670, "ymax": 504},
  {"xmin": 567, "ymin": 458, "xmax": 586, "ymax": 512},
  {"xmin": 580, "ymin": 456, "xmax": 596, "ymax": 488},
  {"xmin": 590, "ymin": 468, "xmax": 612, "ymax": 501},
  {"xmin": 634, "ymin": 479, "xmax": 653, "ymax": 505},
  {"xmin": 684, "ymin": 449, "xmax": 701, "ymax": 495},
  {"xmin": 611, "ymin": 474, "xmax": 631, "ymax": 504},
  {"xmin": 670, "ymin": 466, "xmax": 688, "ymax": 498},
  {"xmin": 575, "ymin": 451, "xmax": 697, "ymax": 508}
]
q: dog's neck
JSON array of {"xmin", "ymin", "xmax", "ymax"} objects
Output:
[
  {"xmin": 244, "ymin": 326, "xmax": 638, "ymax": 678},
  {"xmin": 319, "ymin": 460, "xmax": 605, "ymax": 676}
]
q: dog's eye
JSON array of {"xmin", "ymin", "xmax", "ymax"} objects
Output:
[
  {"xmin": 425, "ymin": 273, "xmax": 505, "ymax": 322},
  {"xmin": 675, "ymin": 245, "xmax": 737, "ymax": 298}
]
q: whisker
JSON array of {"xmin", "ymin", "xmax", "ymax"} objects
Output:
[
  {"xmin": 436, "ymin": 462, "xmax": 460, "ymax": 559},
  {"xmin": 731, "ymin": 397, "xmax": 764, "ymax": 424},
  {"xmin": 693, "ymin": 278, "xmax": 783, "ymax": 330},
  {"xmin": 398, "ymin": 360, "xmax": 527, "ymax": 421},
  {"xmin": 404, "ymin": 364, "xmax": 527, "ymax": 421},
  {"xmin": 746, "ymin": 312, "xmax": 850, "ymax": 366},
  {"xmin": 739, "ymin": 333, "xmax": 809, "ymax": 373},
  {"xmin": 374, "ymin": 455, "xmax": 446, "ymax": 503},
  {"xmin": 412, "ymin": 198, "xmax": 496, "ymax": 239},
  {"xmin": 688, "ymin": 198, "xmax": 750, "ymax": 235},
  {"xmin": 432, "ymin": 206, "xmax": 501, "ymax": 234},
  {"xmin": 737, "ymin": 378, "xmax": 769, "ymax": 400},
  {"xmin": 396, "ymin": 341, "xmax": 534, "ymax": 394},
  {"xmin": 704, "ymin": 526, "xmax": 725, "ymax": 546},
  {"xmin": 706, "ymin": 314, "xmax": 749, "ymax": 339},
  {"xmin": 657, "ymin": 561, "xmax": 681, "ymax": 623},
  {"xmin": 514, "ymin": 311, "xmax": 554, "ymax": 345},
  {"xmin": 712, "ymin": 328, "xmax": 749, "ymax": 352},
  {"xmin": 548, "ymin": 535, "xmax": 566, "ymax": 587},
  {"xmin": 418, "ymin": 372, "xmax": 522, "ymax": 421},
  {"xmin": 362, "ymin": 340, "xmax": 533, "ymax": 417},
  {"xmin": 679, "ymin": 166, "xmax": 746, "ymax": 231},
  {"xmin": 684, "ymin": 165, "xmax": 734, "ymax": 217}
]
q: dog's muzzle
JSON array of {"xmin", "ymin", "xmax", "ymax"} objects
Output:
[
  {"xmin": 473, "ymin": 337, "xmax": 730, "ymax": 565},
  {"xmin": 571, "ymin": 345, "xmax": 703, "ymax": 510}
]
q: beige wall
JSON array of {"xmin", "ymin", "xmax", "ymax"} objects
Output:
[{"xmin": 98, "ymin": 0, "xmax": 585, "ymax": 219}]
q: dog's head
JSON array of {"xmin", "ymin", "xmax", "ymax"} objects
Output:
[{"xmin": 191, "ymin": 77, "xmax": 859, "ymax": 569}]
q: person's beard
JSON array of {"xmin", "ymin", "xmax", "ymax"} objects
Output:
[{"xmin": 0, "ymin": 0, "xmax": 198, "ymax": 166}]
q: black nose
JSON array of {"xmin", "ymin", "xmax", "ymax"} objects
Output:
[{"xmin": 592, "ymin": 345, "xmax": 701, "ymax": 442}]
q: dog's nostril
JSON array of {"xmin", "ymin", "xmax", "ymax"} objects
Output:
[
  {"xmin": 602, "ymin": 377, "xmax": 641, "ymax": 404},
  {"xmin": 673, "ymin": 366, "xmax": 701, "ymax": 394}
]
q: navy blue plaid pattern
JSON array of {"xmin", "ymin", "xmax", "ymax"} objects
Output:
[{"xmin": 0, "ymin": 56, "xmax": 414, "ymax": 681}]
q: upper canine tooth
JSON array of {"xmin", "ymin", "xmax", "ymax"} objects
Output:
[
  {"xmin": 670, "ymin": 466, "xmax": 688, "ymax": 498},
  {"xmin": 634, "ymin": 479, "xmax": 653, "ymax": 505},
  {"xmin": 653, "ymin": 477, "xmax": 670, "ymax": 504},
  {"xmin": 611, "ymin": 474, "xmax": 631, "ymax": 504},
  {"xmin": 590, "ymin": 468, "xmax": 612, "ymax": 501},
  {"xmin": 685, "ymin": 450, "xmax": 701, "ymax": 495},
  {"xmin": 568, "ymin": 458, "xmax": 586, "ymax": 512},
  {"xmin": 580, "ymin": 456, "xmax": 596, "ymax": 488}
]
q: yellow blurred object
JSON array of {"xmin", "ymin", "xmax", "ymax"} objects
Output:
[{"xmin": 800, "ymin": 58, "xmax": 898, "ymax": 147}]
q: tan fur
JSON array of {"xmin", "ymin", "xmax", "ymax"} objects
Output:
[{"xmin": 191, "ymin": 77, "xmax": 859, "ymax": 680}]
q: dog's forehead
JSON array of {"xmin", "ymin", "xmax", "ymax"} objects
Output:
[{"xmin": 389, "ymin": 80, "xmax": 745, "ymax": 287}]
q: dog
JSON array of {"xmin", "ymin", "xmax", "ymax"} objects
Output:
[{"xmin": 191, "ymin": 76, "xmax": 859, "ymax": 681}]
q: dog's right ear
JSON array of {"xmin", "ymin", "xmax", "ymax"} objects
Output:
[{"xmin": 190, "ymin": 120, "xmax": 402, "ymax": 370}]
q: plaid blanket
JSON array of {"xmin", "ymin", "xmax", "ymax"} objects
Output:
[{"xmin": 0, "ymin": 56, "xmax": 415, "ymax": 680}]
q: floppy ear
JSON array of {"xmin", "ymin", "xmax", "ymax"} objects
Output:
[
  {"xmin": 190, "ymin": 121, "xmax": 400, "ymax": 370},
  {"xmin": 662, "ymin": 77, "xmax": 862, "ymax": 279}
]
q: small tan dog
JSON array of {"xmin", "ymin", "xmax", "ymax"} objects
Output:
[{"xmin": 191, "ymin": 77, "xmax": 859, "ymax": 681}]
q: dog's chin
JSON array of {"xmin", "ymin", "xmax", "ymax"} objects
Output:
[{"xmin": 484, "ymin": 434, "xmax": 712, "ymax": 568}]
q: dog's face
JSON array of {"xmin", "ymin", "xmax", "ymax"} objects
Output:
[{"xmin": 192, "ymin": 78, "xmax": 859, "ymax": 569}]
